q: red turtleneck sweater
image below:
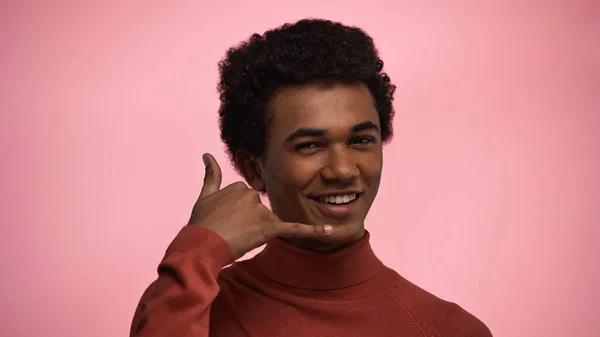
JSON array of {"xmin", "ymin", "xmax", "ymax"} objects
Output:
[{"xmin": 130, "ymin": 226, "xmax": 492, "ymax": 336}]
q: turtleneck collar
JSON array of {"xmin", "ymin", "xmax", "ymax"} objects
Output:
[{"xmin": 249, "ymin": 231, "xmax": 385, "ymax": 290}]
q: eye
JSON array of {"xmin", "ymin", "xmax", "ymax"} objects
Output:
[
  {"xmin": 294, "ymin": 142, "xmax": 323, "ymax": 152},
  {"xmin": 349, "ymin": 137, "xmax": 375, "ymax": 147}
]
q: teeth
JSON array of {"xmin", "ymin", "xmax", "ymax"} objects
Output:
[{"xmin": 319, "ymin": 194, "xmax": 357, "ymax": 205}]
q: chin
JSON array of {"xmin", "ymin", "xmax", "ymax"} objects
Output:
[
  {"xmin": 330, "ymin": 221, "xmax": 365, "ymax": 242},
  {"xmin": 287, "ymin": 220, "xmax": 366, "ymax": 252}
]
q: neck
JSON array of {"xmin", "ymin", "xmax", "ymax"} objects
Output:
[{"xmin": 251, "ymin": 229, "xmax": 383, "ymax": 290}]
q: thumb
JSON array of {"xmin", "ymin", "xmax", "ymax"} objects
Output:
[{"xmin": 199, "ymin": 153, "xmax": 222, "ymax": 198}]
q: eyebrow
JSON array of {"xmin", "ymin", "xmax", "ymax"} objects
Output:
[
  {"xmin": 284, "ymin": 121, "xmax": 380, "ymax": 142},
  {"xmin": 352, "ymin": 121, "xmax": 380, "ymax": 133}
]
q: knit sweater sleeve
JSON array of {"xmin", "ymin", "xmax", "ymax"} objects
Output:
[{"xmin": 130, "ymin": 225, "xmax": 235, "ymax": 337}]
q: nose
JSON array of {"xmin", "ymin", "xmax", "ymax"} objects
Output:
[{"xmin": 319, "ymin": 147, "xmax": 359, "ymax": 183}]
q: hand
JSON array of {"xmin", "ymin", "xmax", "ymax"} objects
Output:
[{"xmin": 187, "ymin": 153, "xmax": 333, "ymax": 259}]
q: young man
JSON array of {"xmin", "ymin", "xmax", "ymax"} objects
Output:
[{"xmin": 130, "ymin": 19, "xmax": 492, "ymax": 336}]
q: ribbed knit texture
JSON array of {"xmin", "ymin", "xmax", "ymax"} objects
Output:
[{"xmin": 131, "ymin": 226, "xmax": 492, "ymax": 337}]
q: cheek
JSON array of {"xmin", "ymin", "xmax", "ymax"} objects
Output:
[
  {"xmin": 286, "ymin": 161, "xmax": 321, "ymax": 188},
  {"xmin": 359, "ymin": 153, "xmax": 383, "ymax": 182},
  {"xmin": 363, "ymin": 166, "xmax": 382, "ymax": 183},
  {"xmin": 266, "ymin": 158, "xmax": 318, "ymax": 192}
]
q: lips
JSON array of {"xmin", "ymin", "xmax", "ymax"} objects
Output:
[
  {"xmin": 318, "ymin": 193, "xmax": 357, "ymax": 205},
  {"xmin": 309, "ymin": 193, "xmax": 362, "ymax": 220}
]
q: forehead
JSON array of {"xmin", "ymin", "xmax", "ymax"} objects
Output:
[{"xmin": 268, "ymin": 83, "xmax": 379, "ymax": 138}]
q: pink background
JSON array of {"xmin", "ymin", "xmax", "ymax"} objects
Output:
[{"xmin": 1, "ymin": 1, "xmax": 599, "ymax": 336}]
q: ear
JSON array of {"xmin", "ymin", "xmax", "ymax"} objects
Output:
[{"xmin": 234, "ymin": 150, "xmax": 266, "ymax": 192}]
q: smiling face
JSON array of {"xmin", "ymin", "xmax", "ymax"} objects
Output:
[{"xmin": 238, "ymin": 82, "xmax": 383, "ymax": 251}]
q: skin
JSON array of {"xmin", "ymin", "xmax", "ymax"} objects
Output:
[{"xmin": 236, "ymin": 82, "xmax": 384, "ymax": 252}]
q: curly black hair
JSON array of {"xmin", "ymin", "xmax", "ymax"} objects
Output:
[{"xmin": 217, "ymin": 18, "xmax": 396, "ymax": 168}]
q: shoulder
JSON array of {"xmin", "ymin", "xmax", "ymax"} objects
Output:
[
  {"xmin": 387, "ymin": 269, "xmax": 492, "ymax": 336},
  {"xmin": 215, "ymin": 259, "xmax": 259, "ymax": 293},
  {"xmin": 432, "ymin": 302, "xmax": 493, "ymax": 337}
]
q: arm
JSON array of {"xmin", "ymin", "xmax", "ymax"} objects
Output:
[
  {"xmin": 130, "ymin": 153, "xmax": 331, "ymax": 336},
  {"xmin": 130, "ymin": 225, "xmax": 235, "ymax": 337}
]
